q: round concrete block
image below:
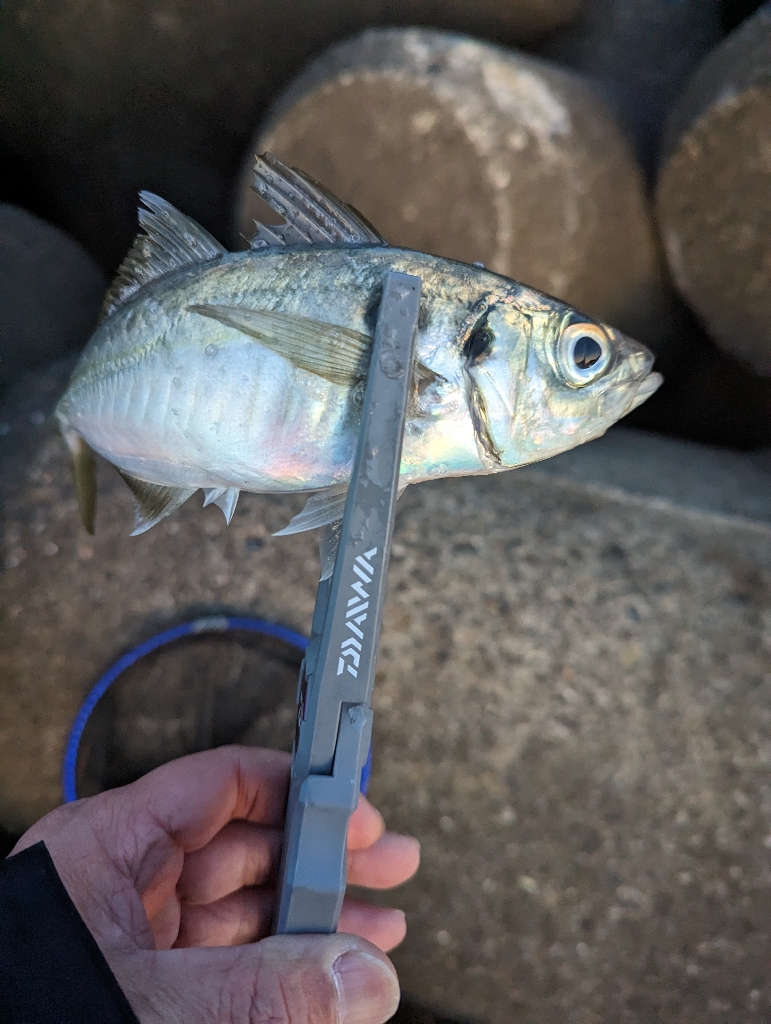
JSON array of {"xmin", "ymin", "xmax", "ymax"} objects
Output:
[
  {"xmin": 238, "ymin": 28, "xmax": 671, "ymax": 354},
  {"xmin": 539, "ymin": 0, "xmax": 722, "ymax": 176},
  {"xmin": 0, "ymin": 206, "xmax": 105, "ymax": 392},
  {"xmin": 0, "ymin": 0, "xmax": 585, "ymax": 270},
  {"xmin": 656, "ymin": 2, "xmax": 771, "ymax": 374}
]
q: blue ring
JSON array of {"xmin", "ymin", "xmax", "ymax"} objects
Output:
[{"xmin": 62, "ymin": 616, "xmax": 309, "ymax": 804}]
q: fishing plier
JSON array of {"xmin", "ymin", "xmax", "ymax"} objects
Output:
[{"xmin": 274, "ymin": 270, "xmax": 421, "ymax": 934}]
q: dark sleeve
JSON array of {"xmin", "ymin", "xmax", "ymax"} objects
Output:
[{"xmin": 0, "ymin": 841, "xmax": 140, "ymax": 1024}]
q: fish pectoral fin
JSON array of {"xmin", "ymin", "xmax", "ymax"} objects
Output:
[
  {"xmin": 189, "ymin": 304, "xmax": 370, "ymax": 386},
  {"xmin": 202, "ymin": 486, "xmax": 240, "ymax": 524},
  {"xmin": 61, "ymin": 428, "xmax": 97, "ymax": 534},
  {"xmin": 189, "ymin": 303, "xmax": 437, "ymax": 393},
  {"xmin": 273, "ymin": 486, "xmax": 349, "ymax": 537},
  {"xmin": 100, "ymin": 193, "xmax": 226, "ymax": 324},
  {"xmin": 117, "ymin": 471, "xmax": 196, "ymax": 536},
  {"xmin": 250, "ymin": 153, "xmax": 387, "ymax": 249}
]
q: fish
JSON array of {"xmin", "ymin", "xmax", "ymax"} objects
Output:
[{"xmin": 55, "ymin": 153, "xmax": 662, "ymax": 572}]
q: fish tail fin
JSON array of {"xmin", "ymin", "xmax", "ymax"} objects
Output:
[{"xmin": 59, "ymin": 422, "xmax": 97, "ymax": 534}]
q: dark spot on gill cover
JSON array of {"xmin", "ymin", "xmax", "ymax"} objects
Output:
[
  {"xmin": 363, "ymin": 283, "xmax": 382, "ymax": 335},
  {"xmin": 464, "ymin": 314, "xmax": 493, "ymax": 363}
]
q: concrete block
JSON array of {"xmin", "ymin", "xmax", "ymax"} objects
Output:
[
  {"xmin": 240, "ymin": 28, "xmax": 672, "ymax": 359},
  {"xmin": 656, "ymin": 2, "xmax": 771, "ymax": 374},
  {"xmin": 2, "ymin": 358, "xmax": 770, "ymax": 1020},
  {"xmin": 0, "ymin": 0, "xmax": 585, "ymax": 270},
  {"xmin": 0, "ymin": 206, "xmax": 105, "ymax": 393},
  {"xmin": 540, "ymin": 0, "xmax": 722, "ymax": 176}
]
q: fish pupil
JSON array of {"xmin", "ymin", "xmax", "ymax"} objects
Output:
[{"xmin": 573, "ymin": 335, "xmax": 602, "ymax": 370}]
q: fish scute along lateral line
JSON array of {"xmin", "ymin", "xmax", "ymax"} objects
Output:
[{"xmin": 338, "ymin": 548, "xmax": 378, "ymax": 678}]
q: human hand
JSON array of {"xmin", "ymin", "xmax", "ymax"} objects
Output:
[{"xmin": 12, "ymin": 746, "xmax": 420, "ymax": 1024}]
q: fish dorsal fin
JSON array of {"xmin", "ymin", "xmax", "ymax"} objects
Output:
[
  {"xmin": 117, "ymin": 470, "xmax": 196, "ymax": 535},
  {"xmin": 100, "ymin": 193, "xmax": 227, "ymax": 324},
  {"xmin": 250, "ymin": 153, "xmax": 387, "ymax": 250}
]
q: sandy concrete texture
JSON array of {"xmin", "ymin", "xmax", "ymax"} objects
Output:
[{"xmin": 1, "ymin": 358, "xmax": 771, "ymax": 1022}]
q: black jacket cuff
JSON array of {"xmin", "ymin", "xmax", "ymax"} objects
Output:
[{"xmin": 0, "ymin": 841, "xmax": 140, "ymax": 1024}]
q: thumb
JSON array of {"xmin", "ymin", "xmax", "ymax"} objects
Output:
[{"xmin": 113, "ymin": 933, "xmax": 400, "ymax": 1024}]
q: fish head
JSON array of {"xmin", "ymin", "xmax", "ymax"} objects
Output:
[{"xmin": 461, "ymin": 289, "xmax": 663, "ymax": 468}]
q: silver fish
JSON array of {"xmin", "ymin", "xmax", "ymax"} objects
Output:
[{"xmin": 56, "ymin": 154, "xmax": 662, "ymax": 562}]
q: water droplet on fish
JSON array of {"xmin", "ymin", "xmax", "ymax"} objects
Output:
[{"xmin": 205, "ymin": 344, "xmax": 218, "ymax": 357}]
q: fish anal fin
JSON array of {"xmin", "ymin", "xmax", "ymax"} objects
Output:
[
  {"xmin": 62, "ymin": 428, "xmax": 97, "ymax": 534},
  {"xmin": 319, "ymin": 519, "xmax": 343, "ymax": 581},
  {"xmin": 100, "ymin": 193, "xmax": 227, "ymax": 324},
  {"xmin": 314, "ymin": 485, "xmax": 408, "ymax": 581},
  {"xmin": 250, "ymin": 153, "xmax": 387, "ymax": 250},
  {"xmin": 274, "ymin": 486, "xmax": 348, "ymax": 537},
  {"xmin": 203, "ymin": 486, "xmax": 240, "ymax": 524},
  {"xmin": 118, "ymin": 470, "xmax": 196, "ymax": 536}
]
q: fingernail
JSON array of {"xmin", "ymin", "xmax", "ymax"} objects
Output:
[{"xmin": 333, "ymin": 950, "xmax": 399, "ymax": 1024}]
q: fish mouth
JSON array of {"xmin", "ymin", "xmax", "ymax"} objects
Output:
[{"xmin": 628, "ymin": 371, "xmax": 663, "ymax": 412}]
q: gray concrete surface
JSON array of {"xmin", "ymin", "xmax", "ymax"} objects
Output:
[{"xmin": 2, "ymin": 358, "xmax": 771, "ymax": 1022}]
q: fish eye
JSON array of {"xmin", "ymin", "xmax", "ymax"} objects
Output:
[
  {"xmin": 464, "ymin": 311, "xmax": 493, "ymax": 363},
  {"xmin": 558, "ymin": 322, "xmax": 611, "ymax": 387}
]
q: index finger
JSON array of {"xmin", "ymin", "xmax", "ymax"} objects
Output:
[{"xmin": 126, "ymin": 745, "xmax": 291, "ymax": 853}]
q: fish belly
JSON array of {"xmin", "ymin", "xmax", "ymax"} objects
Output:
[{"xmin": 63, "ymin": 325, "xmax": 357, "ymax": 494}]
